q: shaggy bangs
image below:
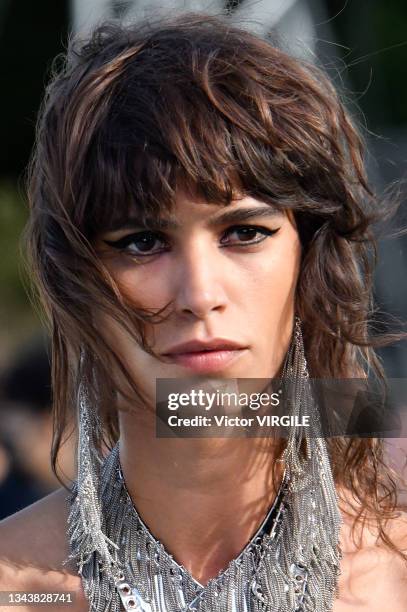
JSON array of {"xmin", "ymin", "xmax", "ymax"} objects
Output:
[
  {"xmin": 52, "ymin": 14, "xmax": 357, "ymax": 243},
  {"xmin": 69, "ymin": 34, "xmax": 291, "ymax": 239},
  {"xmin": 80, "ymin": 85, "xmax": 249, "ymax": 240}
]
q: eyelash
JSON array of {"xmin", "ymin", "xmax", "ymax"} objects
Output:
[{"xmin": 103, "ymin": 225, "xmax": 280, "ymax": 258}]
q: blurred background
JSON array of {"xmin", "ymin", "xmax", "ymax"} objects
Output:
[{"xmin": 0, "ymin": 0, "xmax": 406, "ymax": 517}]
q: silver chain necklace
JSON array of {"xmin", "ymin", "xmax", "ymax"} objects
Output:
[
  {"xmin": 66, "ymin": 316, "xmax": 343, "ymax": 612},
  {"xmin": 68, "ymin": 444, "xmax": 312, "ymax": 612},
  {"xmin": 115, "ymin": 457, "xmax": 291, "ymax": 611}
]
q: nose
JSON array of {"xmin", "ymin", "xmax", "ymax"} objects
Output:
[{"xmin": 173, "ymin": 240, "xmax": 228, "ymax": 320}]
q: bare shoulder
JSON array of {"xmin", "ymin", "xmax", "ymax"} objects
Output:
[
  {"xmin": 0, "ymin": 489, "xmax": 87, "ymax": 611},
  {"xmin": 334, "ymin": 493, "xmax": 407, "ymax": 612}
]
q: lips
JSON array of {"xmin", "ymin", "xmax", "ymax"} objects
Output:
[
  {"xmin": 161, "ymin": 339, "xmax": 248, "ymax": 373},
  {"xmin": 163, "ymin": 338, "xmax": 246, "ymax": 355}
]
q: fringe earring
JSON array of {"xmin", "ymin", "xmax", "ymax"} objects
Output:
[
  {"xmin": 267, "ymin": 313, "xmax": 343, "ymax": 610},
  {"xmin": 66, "ymin": 352, "xmax": 122, "ymax": 609}
]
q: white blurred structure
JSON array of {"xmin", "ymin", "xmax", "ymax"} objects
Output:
[
  {"xmin": 71, "ymin": 0, "xmax": 111, "ymax": 33},
  {"xmin": 70, "ymin": 0, "xmax": 317, "ymax": 59}
]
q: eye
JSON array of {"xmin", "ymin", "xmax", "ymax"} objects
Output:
[
  {"xmin": 102, "ymin": 224, "xmax": 280, "ymax": 258},
  {"xmin": 220, "ymin": 225, "xmax": 280, "ymax": 247},
  {"xmin": 103, "ymin": 230, "xmax": 168, "ymax": 256}
]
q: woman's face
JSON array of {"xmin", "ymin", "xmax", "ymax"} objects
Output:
[{"xmin": 94, "ymin": 188, "xmax": 302, "ymax": 403}]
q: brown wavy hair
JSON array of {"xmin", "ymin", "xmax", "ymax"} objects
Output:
[{"xmin": 24, "ymin": 12, "xmax": 407, "ymax": 562}]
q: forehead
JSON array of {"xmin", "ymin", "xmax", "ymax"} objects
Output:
[{"xmin": 103, "ymin": 190, "xmax": 287, "ymax": 232}]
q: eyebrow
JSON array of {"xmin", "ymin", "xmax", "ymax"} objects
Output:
[{"xmin": 106, "ymin": 205, "xmax": 284, "ymax": 232}]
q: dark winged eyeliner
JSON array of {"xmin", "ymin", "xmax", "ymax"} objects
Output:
[{"xmin": 103, "ymin": 226, "xmax": 280, "ymax": 251}]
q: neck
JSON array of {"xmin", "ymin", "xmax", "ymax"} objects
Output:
[{"xmin": 118, "ymin": 408, "xmax": 284, "ymax": 586}]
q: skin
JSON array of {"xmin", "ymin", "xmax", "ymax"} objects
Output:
[{"xmin": 0, "ymin": 188, "xmax": 406, "ymax": 609}]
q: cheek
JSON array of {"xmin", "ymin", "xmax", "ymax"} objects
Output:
[
  {"xmin": 237, "ymin": 233, "xmax": 301, "ymax": 308},
  {"xmin": 96, "ymin": 314, "xmax": 153, "ymax": 395},
  {"xmin": 110, "ymin": 262, "xmax": 172, "ymax": 309}
]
